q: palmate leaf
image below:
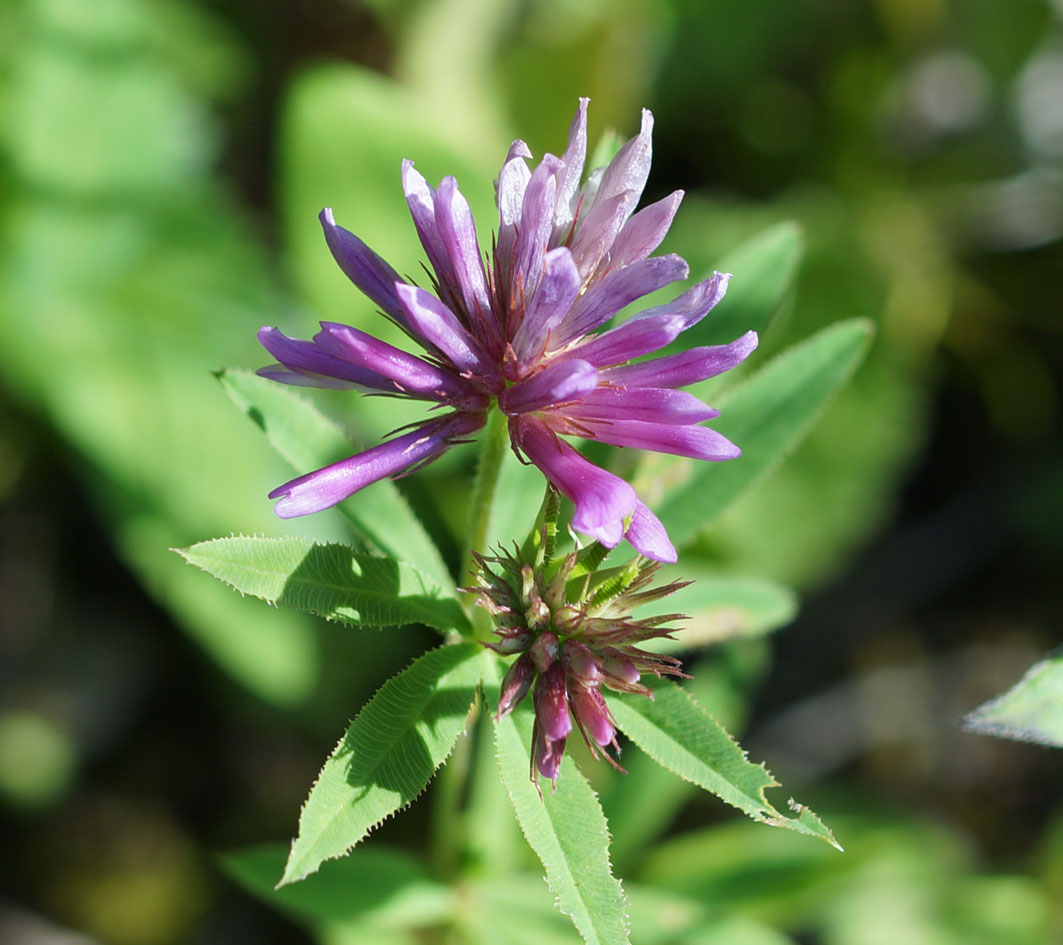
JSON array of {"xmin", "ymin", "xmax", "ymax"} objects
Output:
[
  {"xmin": 607, "ymin": 678, "xmax": 839, "ymax": 849},
  {"xmin": 493, "ymin": 702, "xmax": 630, "ymax": 945},
  {"xmin": 635, "ymin": 319, "xmax": 873, "ymax": 550},
  {"xmin": 218, "ymin": 368, "xmax": 452, "ymax": 587},
  {"xmin": 281, "ymin": 643, "xmax": 485, "ymax": 885},
  {"xmin": 176, "ymin": 536, "xmax": 469, "ymax": 634},
  {"xmin": 962, "ymin": 650, "xmax": 1063, "ymax": 748}
]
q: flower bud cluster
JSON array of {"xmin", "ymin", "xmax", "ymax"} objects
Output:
[{"xmin": 470, "ymin": 540, "xmax": 688, "ymax": 787}]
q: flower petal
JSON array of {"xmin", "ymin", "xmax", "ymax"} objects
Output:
[
  {"xmin": 551, "ymin": 253, "xmax": 689, "ymax": 348},
  {"xmin": 319, "ymin": 208, "xmax": 406, "ymax": 324},
  {"xmin": 434, "ymin": 176, "xmax": 495, "ymax": 335},
  {"xmin": 561, "ymin": 387, "xmax": 718, "ymax": 424},
  {"xmin": 510, "ymin": 154, "xmax": 562, "ymax": 307},
  {"xmin": 593, "ymin": 108, "xmax": 654, "ymax": 224},
  {"xmin": 257, "ymin": 326, "xmax": 398, "ymax": 392},
  {"xmin": 606, "ymin": 190, "xmax": 683, "ymax": 270},
  {"xmin": 494, "ymin": 139, "xmax": 532, "ymax": 279},
  {"xmin": 635, "ymin": 270, "xmax": 731, "ymax": 329},
  {"xmin": 511, "ymin": 416, "xmax": 636, "ymax": 547},
  {"xmin": 268, "ymin": 412, "xmax": 484, "ymax": 518},
  {"xmin": 565, "ymin": 313, "xmax": 687, "ymax": 366},
  {"xmin": 500, "ymin": 359, "xmax": 599, "ymax": 415},
  {"xmin": 313, "ymin": 322, "xmax": 484, "ymax": 406},
  {"xmin": 395, "ymin": 283, "xmax": 494, "ymax": 378},
  {"xmin": 401, "ymin": 161, "xmax": 461, "ymax": 312},
  {"xmin": 553, "ymin": 97, "xmax": 589, "ymax": 235},
  {"xmin": 624, "ymin": 501, "xmax": 677, "ymax": 563},
  {"xmin": 582, "ymin": 418, "xmax": 741, "ymax": 460},
  {"xmin": 511, "ymin": 247, "xmax": 582, "ymax": 363},
  {"xmin": 600, "ymin": 330, "xmax": 759, "ymax": 388}
]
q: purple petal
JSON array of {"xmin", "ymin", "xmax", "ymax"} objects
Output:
[
  {"xmin": 635, "ymin": 271, "xmax": 731, "ymax": 330},
  {"xmin": 565, "ymin": 313, "xmax": 686, "ymax": 366},
  {"xmin": 434, "ymin": 176, "xmax": 495, "ymax": 334},
  {"xmin": 534, "ymin": 664, "xmax": 572, "ymax": 742},
  {"xmin": 510, "ymin": 155, "xmax": 562, "ymax": 306},
  {"xmin": 401, "ymin": 162, "xmax": 461, "ymax": 312},
  {"xmin": 624, "ymin": 501, "xmax": 676, "ymax": 563},
  {"xmin": 511, "ymin": 247, "xmax": 582, "ymax": 363},
  {"xmin": 313, "ymin": 322, "xmax": 485, "ymax": 407},
  {"xmin": 500, "ymin": 359, "xmax": 598, "ymax": 415},
  {"xmin": 593, "ymin": 108, "xmax": 654, "ymax": 224},
  {"xmin": 601, "ymin": 330, "xmax": 759, "ymax": 388},
  {"xmin": 583, "ymin": 418, "xmax": 741, "ymax": 461},
  {"xmin": 551, "ymin": 254, "xmax": 689, "ymax": 348},
  {"xmin": 568, "ymin": 192, "xmax": 627, "ymax": 282},
  {"xmin": 395, "ymin": 284, "xmax": 494, "ymax": 377},
  {"xmin": 494, "ymin": 140, "xmax": 532, "ymax": 278},
  {"xmin": 561, "ymin": 387, "xmax": 718, "ymax": 424},
  {"xmin": 319, "ymin": 209, "xmax": 407, "ymax": 324},
  {"xmin": 553, "ymin": 97, "xmax": 589, "ymax": 234},
  {"xmin": 268, "ymin": 412, "xmax": 484, "ymax": 518},
  {"xmin": 606, "ymin": 190, "xmax": 683, "ymax": 270},
  {"xmin": 512, "ymin": 416, "xmax": 637, "ymax": 547},
  {"xmin": 257, "ymin": 326, "xmax": 398, "ymax": 392}
]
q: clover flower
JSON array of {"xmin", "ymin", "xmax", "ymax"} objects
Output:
[
  {"xmin": 469, "ymin": 538, "xmax": 687, "ymax": 786},
  {"xmin": 258, "ymin": 99, "xmax": 757, "ymax": 561}
]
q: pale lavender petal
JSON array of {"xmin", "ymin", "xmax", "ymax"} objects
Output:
[
  {"xmin": 561, "ymin": 387, "xmax": 718, "ymax": 424},
  {"xmin": 395, "ymin": 284, "xmax": 494, "ymax": 377},
  {"xmin": 553, "ymin": 97, "xmax": 589, "ymax": 234},
  {"xmin": 495, "ymin": 139, "xmax": 532, "ymax": 274},
  {"xmin": 511, "ymin": 247, "xmax": 582, "ymax": 363},
  {"xmin": 584, "ymin": 418, "xmax": 741, "ymax": 460},
  {"xmin": 551, "ymin": 254, "xmax": 689, "ymax": 348},
  {"xmin": 568, "ymin": 192, "xmax": 627, "ymax": 281},
  {"xmin": 319, "ymin": 209, "xmax": 406, "ymax": 324},
  {"xmin": 499, "ymin": 359, "xmax": 598, "ymax": 414},
  {"xmin": 434, "ymin": 176, "xmax": 494, "ymax": 329},
  {"xmin": 601, "ymin": 330, "xmax": 759, "ymax": 388},
  {"xmin": 624, "ymin": 501, "xmax": 676, "ymax": 563},
  {"xmin": 593, "ymin": 108, "xmax": 653, "ymax": 223},
  {"xmin": 565, "ymin": 313, "xmax": 686, "ymax": 366},
  {"xmin": 268, "ymin": 412, "xmax": 484, "ymax": 518},
  {"xmin": 512, "ymin": 416, "xmax": 636, "ymax": 547},
  {"xmin": 313, "ymin": 322, "xmax": 484, "ymax": 406},
  {"xmin": 634, "ymin": 271, "xmax": 731, "ymax": 329},
  {"xmin": 606, "ymin": 190, "xmax": 683, "ymax": 270},
  {"xmin": 510, "ymin": 155, "xmax": 562, "ymax": 305},
  {"xmin": 257, "ymin": 326, "xmax": 397, "ymax": 392}
]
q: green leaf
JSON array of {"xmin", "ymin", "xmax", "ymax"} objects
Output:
[
  {"xmin": 636, "ymin": 318, "xmax": 873, "ymax": 550},
  {"xmin": 688, "ymin": 221, "xmax": 805, "ymax": 347},
  {"xmin": 635, "ymin": 573, "xmax": 797, "ymax": 652},
  {"xmin": 281, "ymin": 643, "xmax": 484, "ymax": 885},
  {"xmin": 176, "ymin": 536, "xmax": 469, "ymax": 634},
  {"xmin": 962, "ymin": 651, "xmax": 1063, "ymax": 747},
  {"xmin": 607, "ymin": 678, "xmax": 839, "ymax": 849},
  {"xmin": 493, "ymin": 699, "xmax": 630, "ymax": 945},
  {"xmin": 225, "ymin": 843, "xmax": 452, "ymax": 929},
  {"xmin": 218, "ymin": 369, "xmax": 451, "ymax": 586}
]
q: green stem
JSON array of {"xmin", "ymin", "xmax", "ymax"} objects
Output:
[{"xmin": 461, "ymin": 407, "xmax": 510, "ymax": 639}]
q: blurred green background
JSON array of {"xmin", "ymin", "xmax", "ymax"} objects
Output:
[{"xmin": 0, "ymin": 0, "xmax": 1060, "ymax": 942}]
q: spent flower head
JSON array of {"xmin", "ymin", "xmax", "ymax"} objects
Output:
[{"xmin": 258, "ymin": 99, "xmax": 757, "ymax": 561}]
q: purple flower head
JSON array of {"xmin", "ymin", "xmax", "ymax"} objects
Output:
[
  {"xmin": 468, "ymin": 538, "xmax": 689, "ymax": 788},
  {"xmin": 258, "ymin": 100, "xmax": 758, "ymax": 559}
]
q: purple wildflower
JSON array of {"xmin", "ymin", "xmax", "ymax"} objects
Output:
[
  {"xmin": 258, "ymin": 99, "xmax": 758, "ymax": 561},
  {"xmin": 470, "ymin": 541, "xmax": 688, "ymax": 787}
]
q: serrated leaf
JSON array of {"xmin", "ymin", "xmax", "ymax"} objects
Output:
[
  {"xmin": 225, "ymin": 843, "xmax": 452, "ymax": 929},
  {"xmin": 636, "ymin": 319, "xmax": 873, "ymax": 549},
  {"xmin": 607, "ymin": 678, "xmax": 839, "ymax": 849},
  {"xmin": 176, "ymin": 536, "xmax": 468, "ymax": 634},
  {"xmin": 635, "ymin": 573, "xmax": 798, "ymax": 652},
  {"xmin": 688, "ymin": 221, "xmax": 805, "ymax": 347},
  {"xmin": 493, "ymin": 696, "xmax": 630, "ymax": 945},
  {"xmin": 282, "ymin": 643, "xmax": 484, "ymax": 885},
  {"xmin": 962, "ymin": 650, "xmax": 1063, "ymax": 747},
  {"xmin": 218, "ymin": 369, "xmax": 451, "ymax": 586}
]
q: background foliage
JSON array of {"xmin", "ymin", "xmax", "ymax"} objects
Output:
[{"xmin": 0, "ymin": 0, "xmax": 1060, "ymax": 942}]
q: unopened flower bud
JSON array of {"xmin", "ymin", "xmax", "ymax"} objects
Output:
[
  {"xmin": 530, "ymin": 631, "xmax": 560, "ymax": 672},
  {"xmin": 570, "ymin": 685, "xmax": 616, "ymax": 747},
  {"xmin": 602, "ymin": 654, "xmax": 641, "ymax": 686},
  {"xmin": 496, "ymin": 654, "xmax": 535, "ymax": 719},
  {"xmin": 562, "ymin": 640, "xmax": 601, "ymax": 685},
  {"xmin": 487, "ymin": 629, "xmax": 532, "ymax": 655},
  {"xmin": 533, "ymin": 721, "xmax": 566, "ymax": 784},
  {"xmin": 534, "ymin": 663, "xmax": 571, "ymax": 741}
]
